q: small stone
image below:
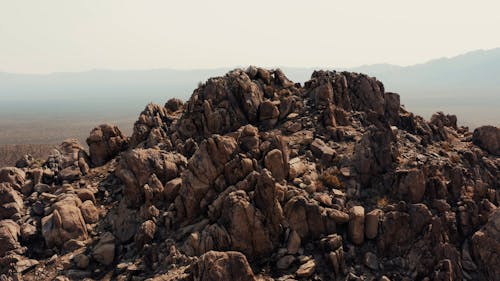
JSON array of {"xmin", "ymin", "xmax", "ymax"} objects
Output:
[
  {"xmin": 74, "ymin": 254, "xmax": 90, "ymax": 269},
  {"xmin": 287, "ymin": 230, "xmax": 301, "ymax": 254},
  {"xmin": 296, "ymin": 259, "xmax": 316, "ymax": 277},
  {"xmin": 364, "ymin": 252, "xmax": 378, "ymax": 270},
  {"xmin": 277, "ymin": 255, "xmax": 295, "ymax": 270}
]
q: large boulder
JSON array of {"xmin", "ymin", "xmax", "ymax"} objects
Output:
[
  {"xmin": 191, "ymin": 251, "xmax": 256, "ymax": 281},
  {"xmin": 86, "ymin": 124, "xmax": 128, "ymax": 166},
  {"xmin": 175, "ymin": 136, "xmax": 237, "ymax": 221},
  {"xmin": 472, "ymin": 209, "xmax": 500, "ymax": 280},
  {"xmin": 0, "ymin": 182, "xmax": 24, "ymax": 220},
  {"xmin": 473, "ymin": 125, "xmax": 499, "ymax": 155},
  {"xmin": 0, "ymin": 220, "xmax": 21, "ymax": 256},
  {"xmin": 115, "ymin": 148, "xmax": 187, "ymax": 208},
  {"xmin": 0, "ymin": 167, "xmax": 26, "ymax": 189},
  {"xmin": 41, "ymin": 197, "xmax": 89, "ymax": 249}
]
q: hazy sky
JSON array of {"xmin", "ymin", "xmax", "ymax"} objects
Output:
[{"xmin": 1, "ymin": 0, "xmax": 500, "ymax": 73}]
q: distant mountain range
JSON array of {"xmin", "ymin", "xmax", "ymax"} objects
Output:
[{"xmin": 0, "ymin": 48, "xmax": 499, "ymax": 144}]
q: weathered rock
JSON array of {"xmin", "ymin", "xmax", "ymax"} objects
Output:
[
  {"xmin": 80, "ymin": 200, "xmax": 99, "ymax": 224},
  {"xmin": 0, "ymin": 167, "xmax": 25, "ymax": 189},
  {"xmin": 365, "ymin": 209, "xmax": 382, "ymax": 239},
  {"xmin": 219, "ymin": 190, "xmax": 273, "ymax": 258},
  {"xmin": 0, "ymin": 182, "xmax": 24, "ymax": 220},
  {"xmin": 175, "ymin": 136, "xmax": 236, "ymax": 220},
  {"xmin": 41, "ymin": 201, "xmax": 88, "ymax": 249},
  {"xmin": 116, "ymin": 148, "xmax": 186, "ymax": 208},
  {"xmin": 296, "ymin": 259, "xmax": 316, "ymax": 278},
  {"xmin": 135, "ymin": 220, "xmax": 156, "ymax": 248},
  {"xmin": 264, "ymin": 149, "xmax": 287, "ymax": 181},
  {"xmin": 93, "ymin": 232, "xmax": 115, "ymax": 266},
  {"xmin": 0, "ymin": 220, "xmax": 21, "ymax": 255},
  {"xmin": 473, "ymin": 125, "xmax": 499, "ymax": 155},
  {"xmin": 396, "ymin": 169, "xmax": 426, "ymax": 203},
  {"xmin": 191, "ymin": 251, "xmax": 256, "ymax": 281},
  {"xmin": 348, "ymin": 206, "xmax": 365, "ymax": 245},
  {"xmin": 472, "ymin": 209, "xmax": 500, "ymax": 280},
  {"xmin": 86, "ymin": 124, "xmax": 128, "ymax": 166}
]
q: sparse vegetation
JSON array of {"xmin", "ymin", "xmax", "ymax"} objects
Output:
[{"xmin": 0, "ymin": 144, "xmax": 55, "ymax": 167}]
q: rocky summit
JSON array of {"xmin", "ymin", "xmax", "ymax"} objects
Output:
[{"xmin": 0, "ymin": 67, "xmax": 499, "ymax": 281}]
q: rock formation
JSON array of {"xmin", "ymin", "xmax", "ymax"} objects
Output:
[{"xmin": 0, "ymin": 67, "xmax": 498, "ymax": 281}]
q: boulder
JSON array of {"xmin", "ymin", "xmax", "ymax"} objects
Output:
[
  {"xmin": 0, "ymin": 167, "xmax": 26, "ymax": 188},
  {"xmin": 0, "ymin": 220, "xmax": 21, "ymax": 255},
  {"xmin": 472, "ymin": 209, "xmax": 500, "ymax": 280},
  {"xmin": 115, "ymin": 148, "xmax": 187, "ymax": 207},
  {"xmin": 396, "ymin": 169, "xmax": 426, "ymax": 203},
  {"xmin": 191, "ymin": 251, "xmax": 256, "ymax": 281},
  {"xmin": 348, "ymin": 206, "xmax": 365, "ymax": 245},
  {"xmin": 0, "ymin": 182, "xmax": 24, "ymax": 220},
  {"xmin": 473, "ymin": 125, "xmax": 499, "ymax": 155},
  {"xmin": 86, "ymin": 124, "xmax": 128, "ymax": 166},
  {"xmin": 41, "ymin": 201, "xmax": 88, "ymax": 249},
  {"xmin": 93, "ymin": 232, "xmax": 115, "ymax": 266}
]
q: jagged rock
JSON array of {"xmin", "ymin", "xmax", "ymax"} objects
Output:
[
  {"xmin": 472, "ymin": 209, "xmax": 500, "ymax": 280},
  {"xmin": 219, "ymin": 190, "xmax": 273, "ymax": 258},
  {"xmin": 264, "ymin": 149, "xmax": 287, "ymax": 181},
  {"xmin": 285, "ymin": 196, "xmax": 327, "ymax": 239},
  {"xmin": 0, "ymin": 220, "xmax": 21, "ymax": 256},
  {"xmin": 276, "ymin": 255, "xmax": 295, "ymax": 270},
  {"xmin": 0, "ymin": 182, "xmax": 24, "ymax": 220},
  {"xmin": 93, "ymin": 232, "xmax": 115, "ymax": 266},
  {"xmin": 86, "ymin": 124, "xmax": 128, "ymax": 166},
  {"xmin": 175, "ymin": 136, "xmax": 237, "ymax": 221},
  {"xmin": 0, "ymin": 167, "xmax": 26, "ymax": 189},
  {"xmin": 395, "ymin": 169, "xmax": 426, "ymax": 203},
  {"xmin": 296, "ymin": 259, "xmax": 316, "ymax": 278},
  {"xmin": 130, "ymin": 103, "xmax": 177, "ymax": 148},
  {"xmin": 116, "ymin": 148, "xmax": 186, "ymax": 208},
  {"xmin": 41, "ymin": 198, "xmax": 88, "ymax": 249},
  {"xmin": 287, "ymin": 230, "xmax": 301, "ymax": 254},
  {"xmin": 135, "ymin": 220, "xmax": 156, "ymax": 248},
  {"xmin": 473, "ymin": 125, "xmax": 499, "ymax": 155},
  {"xmin": 191, "ymin": 251, "xmax": 256, "ymax": 281},
  {"xmin": 80, "ymin": 200, "xmax": 99, "ymax": 224},
  {"xmin": 365, "ymin": 209, "xmax": 382, "ymax": 239},
  {"xmin": 348, "ymin": 206, "xmax": 365, "ymax": 245}
]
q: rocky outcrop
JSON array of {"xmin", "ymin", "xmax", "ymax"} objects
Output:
[
  {"xmin": 1, "ymin": 68, "xmax": 498, "ymax": 281},
  {"xmin": 86, "ymin": 124, "xmax": 128, "ymax": 166}
]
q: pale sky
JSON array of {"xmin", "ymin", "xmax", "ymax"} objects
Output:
[{"xmin": 1, "ymin": 0, "xmax": 500, "ymax": 74}]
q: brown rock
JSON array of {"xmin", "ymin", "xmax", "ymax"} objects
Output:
[
  {"xmin": 348, "ymin": 206, "xmax": 365, "ymax": 245},
  {"xmin": 41, "ymin": 201, "xmax": 88, "ymax": 249},
  {"xmin": 93, "ymin": 232, "xmax": 115, "ymax": 266},
  {"xmin": 0, "ymin": 182, "xmax": 24, "ymax": 220},
  {"xmin": 191, "ymin": 251, "xmax": 256, "ymax": 281},
  {"xmin": 0, "ymin": 167, "xmax": 26, "ymax": 189},
  {"xmin": 296, "ymin": 259, "xmax": 316, "ymax": 278},
  {"xmin": 86, "ymin": 124, "xmax": 129, "ymax": 166},
  {"xmin": 116, "ymin": 148, "xmax": 186, "ymax": 208},
  {"xmin": 135, "ymin": 220, "xmax": 156, "ymax": 248},
  {"xmin": 473, "ymin": 125, "xmax": 500, "ymax": 155},
  {"xmin": 80, "ymin": 200, "xmax": 99, "ymax": 224},
  {"xmin": 365, "ymin": 209, "xmax": 382, "ymax": 239},
  {"xmin": 0, "ymin": 219, "xmax": 21, "ymax": 255},
  {"xmin": 287, "ymin": 230, "xmax": 301, "ymax": 254},
  {"xmin": 472, "ymin": 209, "xmax": 500, "ymax": 280},
  {"xmin": 264, "ymin": 149, "xmax": 287, "ymax": 181},
  {"xmin": 396, "ymin": 169, "xmax": 426, "ymax": 203}
]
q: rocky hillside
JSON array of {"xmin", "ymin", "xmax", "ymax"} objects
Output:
[{"xmin": 0, "ymin": 68, "xmax": 498, "ymax": 281}]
